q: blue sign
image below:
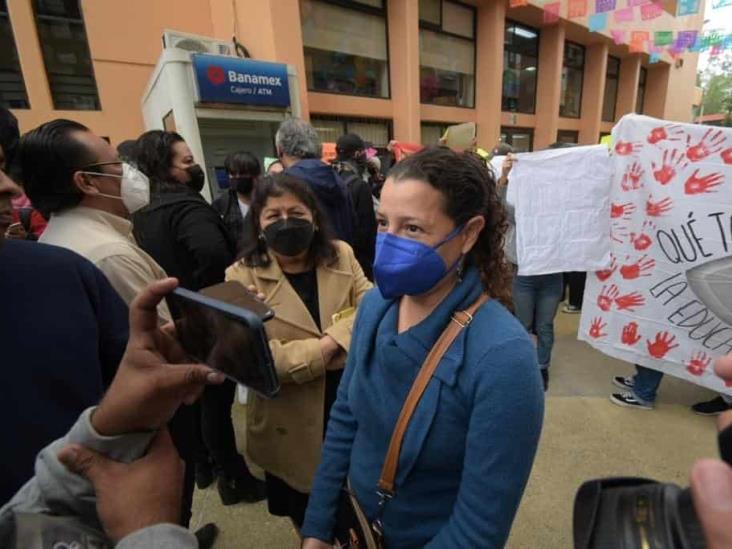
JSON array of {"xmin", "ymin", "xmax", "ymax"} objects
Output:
[{"xmin": 192, "ymin": 54, "xmax": 290, "ymax": 108}]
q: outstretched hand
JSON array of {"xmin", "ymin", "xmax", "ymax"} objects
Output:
[{"xmin": 91, "ymin": 278, "xmax": 225, "ymax": 436}]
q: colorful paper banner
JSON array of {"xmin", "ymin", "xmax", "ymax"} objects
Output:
[
  {"xmin": 677, "ymin": 0, "xmax": 700, "ymax": 15},
  {"xmin": 676, "ymin": 30, "xmax": 699, "ymax": 48},
  {"xmin": 543, "ymin": 1, "xmax": 561, "ymax": 23},
  {"xmin": 630, "ymin": 30, "xmax": 649, "ymax": 52},
  {"xmin": 596, "ymin": 0, "xmax": 617, "ymax": 12},
  {"xmin": 510, "ymin": 0, "xmax": 529, "ymax": 7},
  {"xmin": 611, "ymin": 29, "xmax": 627, "ymax": 44},
  {"xmin": 568, "ymin": 0, "xmax": 589, "ymax": 17},
  {"xmin": 628, "ymin": 0, "xmax": 650, "ymax": 6},
  {"xmin": 589, "ymin": 12, "xmax": 609, "ymax": 31},
  {"xmin": 640, "ymin": 2, "xmax": 663, "ymax": 19},
  {"xmin": 649, "ymin": 53, "xmax": 661, "ymax": 63},
  {"xmin": 614, "ymin": 7, "xmax": 635, "ymax": 22},
  {"xmin": 711, "ymin": 0, "xmax": 732, "ymax": 8},
  {"xmin": 655, "ymin": 31, "xmax": 673, "ymax": 45}
]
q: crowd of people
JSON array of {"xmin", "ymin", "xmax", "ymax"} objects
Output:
[{"xmin": 1, "ymin": 101, "xmax": 731, "ymax": 548}]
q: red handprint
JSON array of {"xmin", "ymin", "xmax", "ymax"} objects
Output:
[
  {"xmin": 619, "ymin": 255, "xmax": 655, "ymax": 280},
  {"xmin": 615, "ymin": 291, "xmax": 645, "ymax": 311},
  {"xmin": 686, "ymin": 351, "xmax": 712, "ymax": 376},
  {"xmin": 629, "ymin": 221, "xmax": 656, "ymax": 251},
  {"xmin": 647, "ymin": 124, "xmax": 684, "ymax": 145},
  {"xmin": 615, "ymin": 141, "xmax": 642, "ymax": 156},
  {"xmin": 686, "ymin": 128, "xmax": 726, "ymax": 162},
  {"xmin": 611, "ymin": 221, "xmax": 628, "ymax": 244},
  {"xmin": 621, "ymin": 322, "xmax": 642, "ymax": 346},
  {"xmin": 589, "ymin": 317, "xmax": 607, "ymax": 339},
  {"xmin": 722, "ymin": 148, "xmax": 732, "ymax": 165},
  {"xmin": 646, "ymin": 331, "xmax": 679, "ymax": 359},
  {"xmin": 645, "ymin": 195, "xmax": 673, "ymax": 217},
  {"xmin": 651, "ymin": 149, "xmax": 687, "ymax": 186},
  {"xmin": 684, "ymin": 169, "xmax": 724, "ymax": 195},
  {"xmin": 596, "ymin": 256, "xmax": 617, "ymax": 282},
  {"xmin": 611, "ymin": 202, "xmax": 636, "ymax": 220},
  {"xmin": 621, "ymin": 162, "xmax": 644, "ymax": 191},
  {"xmin": 597, "ymin": 284, "xmax": 620, "ymax": 311}
]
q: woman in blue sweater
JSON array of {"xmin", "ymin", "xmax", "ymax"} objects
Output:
[{"xmin": 301, "ymin": 147, "xmax": 544, "ymax": 548}]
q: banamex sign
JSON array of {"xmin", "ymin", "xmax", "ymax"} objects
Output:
[{"xmin": 192, "ymin": 54, "xmax": 291, "ymax": 108}]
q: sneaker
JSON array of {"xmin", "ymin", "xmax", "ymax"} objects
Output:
[
  {"xmin": 613, "ymin": 376, "xmax": 635, "ymax": 390},
  {"xmin": 562, "ymin": 304, "xmax": 581, "ymax": 314},
  {"xmin": 610, "ymin": 392, "xmax": 653, "ymax": 410},
  {"xmin": 217, "ymin": 474, "xmax": 267, "ymax": 505},
  {"xmin": 692, "ymin": 396, "xmax": 732, "ymax": 416},
  {"xmin": 195, "ymin": 523, "xmax": 219, "ymax": 549},
  {"xmin": 195, "ymin": 461, "xmax": 215, "ymax": 490}
]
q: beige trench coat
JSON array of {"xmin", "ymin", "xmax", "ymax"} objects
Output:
[{"xmin": 225, "ymin": 240, "xmax": 372, "ymax": 492}]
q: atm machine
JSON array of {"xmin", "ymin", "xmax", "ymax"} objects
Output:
[{"xmin": 142, "ymin": 30, "xmax": 302, "ymax": 202}]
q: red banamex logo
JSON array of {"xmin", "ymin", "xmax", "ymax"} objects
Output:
[{"xmin": 207, "ymin": 65, "xmax": 226, "ymax": 86}]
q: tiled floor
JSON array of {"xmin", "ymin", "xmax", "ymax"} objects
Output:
[{"xmin": 192, "ymin": 310, "xmax": 719, "ymax": 548}]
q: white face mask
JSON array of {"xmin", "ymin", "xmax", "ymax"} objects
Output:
[{"xmin": 83, "ymin": 163, "xmax": 150, "ymax": 214}]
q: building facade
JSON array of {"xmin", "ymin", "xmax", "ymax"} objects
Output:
[{"xmin": 1, "ymin": 0, "xmax": 704, "ymax": 151}]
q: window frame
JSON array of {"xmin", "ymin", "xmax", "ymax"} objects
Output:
[
  {"xmin": 601, "ymin": 55, "xmax": 620, "ymax": 123},
  {"xmin": 301, "ymin": 0, "xmax": 392, "ymax": 99},
  {"xmin": 502, "ymin": 19, "xmax": 541, "ymax": 115},
  {"xmin": 636, "ymin": 66, "xmax": 647, "ymax": 114},
  {"xmin": 556, "ymin": 129, "xmax": 579, "ymax": 144},
  {"xmin": 419, "ymin": 0, "xmax": 477, "ymax": 109},
  {"xmin": 500, "ymin": 126, "xmax": 535, "ymax": 152},
  {"xmin": 31, "ymin": 0, "xmax": 101, "ymax": 111},
  {"xmin": 559, "ymin": 40, "xmax": 585, "ymax": 119},
  {"xmin": 0, "ymin": 0, "xmax": 30, "ymax": 109},
  {"xmin": 309, "ymin": 114, "xmax": 394, "ymax": 147}
]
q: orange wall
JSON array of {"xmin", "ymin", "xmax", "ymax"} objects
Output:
[{"xmin": 6, "ymin": 0, "xmax": 703, "ymax": 150}]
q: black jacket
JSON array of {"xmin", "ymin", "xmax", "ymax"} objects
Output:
[
  {"xmin": 211, "ymin": 188, "xmax": 249, "ymax": 251},
  {"xmin": 133, "ymin": 190, "xmax": 236, "ymax": 291},
  {"xmin": 332, "ymin": 160, "xmax": 377, "ymax": 280}
]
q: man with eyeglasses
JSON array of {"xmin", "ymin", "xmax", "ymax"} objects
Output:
[{"xmin": 19, "ymin": 119, "xmax": 170, "ymax": 322}]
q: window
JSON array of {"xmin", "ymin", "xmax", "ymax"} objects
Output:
[
  {"xmin": 0, "ymin": 0, "xmax": 29, "ymax": 108},
  {"xmin": 419, "ymin": 1, "xmax": 476, "ymax": 108},
  {"xmin": 32, "ymin": 0, "xmax": 99, "ymax": 110},
  {"xmin": 300, "ymin": 0, "xmax": 389, "ymax": 98},
  {"xmin": 602, "ymin": 56, "xmax": 620, "ymax": 122},
  {"xmin": 502, "ymin": 22, "xmax": 539, "ymax": 114},
  {"xmin": 560, "ymin": 42, "xmax": 584, "ymax": 118},
  {"xmin": 500, "ymin": 127, "xmax": 534, "ymax": 152},
  {"xmin": 310, "ymin": 115, "xmax": 392, "ymax": 147},
  {"xmin": 636, "ymin": 66, "xmax": 647, "ymax": 114},
  {"xmin": 557, "ymin": 130, "xmax": 579, "ymax": 144},
  {"xmin": 420, "ymin": 122, "xmax": 450, "ymax": 145}
]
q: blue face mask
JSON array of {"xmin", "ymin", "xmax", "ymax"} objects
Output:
[{"xmin": 373, "ymin": 227, "xmax": 463, "ymax": 300}]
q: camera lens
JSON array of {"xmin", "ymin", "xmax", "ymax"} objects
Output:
[{"xmin": 574, "ymin": 478, "xmax": 706, "ymax": 548}]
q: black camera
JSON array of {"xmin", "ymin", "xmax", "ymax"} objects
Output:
[{"xmin": 573, "ymin": 423, "xmax": 732, "ymax": 548}]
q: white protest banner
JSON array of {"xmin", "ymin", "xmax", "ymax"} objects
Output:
[
  {"xmin": 512, "ymin": 145, "xmax": 613, "ymax": 276},
  {"xmin": 579, "ymin": 114, "xmax": 732, "ymax": 393}
]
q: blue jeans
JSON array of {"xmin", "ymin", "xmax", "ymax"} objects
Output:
[
  {"xmin": 632, "ymin": 365, "xmax": 664, "ymax": 404},
  {"xmin": 512, "ymin": 273, "xmax": 564, "ymax": 368}
]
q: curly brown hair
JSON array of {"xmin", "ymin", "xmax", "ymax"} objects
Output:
[{"xmin": 388, "ymin": 146, "xmax": 513, "ymax": 308}]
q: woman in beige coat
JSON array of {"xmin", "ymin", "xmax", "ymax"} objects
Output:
[{"xmin": 226, "ymin": 174, "xmax": 371, "ymax": 530}]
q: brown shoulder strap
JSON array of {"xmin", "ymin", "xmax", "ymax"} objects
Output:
[{"xmin": 377, "ymin": 293, "xmax": 490, "ymax": 495}]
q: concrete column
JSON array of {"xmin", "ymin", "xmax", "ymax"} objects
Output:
[
  {"xmin": 644, "ymin": 64, "xmax": 670, "ymax": 119},
  {"xmin": 475, "ymin": 0, "xmax": 506, "ymax": 149},
  {"xmin": 534, "ymin": 23, "xmax": 565, "ymax": 150},
  {"xmin": 578, "ymin": 43, "xmax": 608, "ymax": 145},
  {"xmin": 615, "ymin": 54, "xmax": 641, "ymax": 119},
  {"xmin": 388, "ymin": 0, "xmax": 421, "ymax": 142}
]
